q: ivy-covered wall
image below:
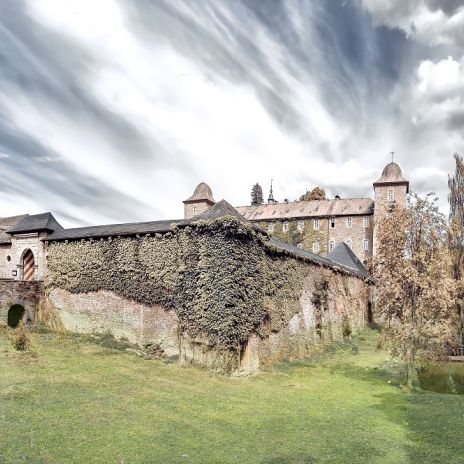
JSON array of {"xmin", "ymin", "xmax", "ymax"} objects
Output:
[{"xmin": 45, "ymin": 217, "xmax": 369, "ymax": 373}]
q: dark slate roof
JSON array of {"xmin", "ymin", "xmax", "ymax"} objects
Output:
[
  {"xmin": 180, "ymin": 199, "xmax": 265, "ymax": 233},
  {"xmin": 187, "ymin": 199, "xmax": 247, "ymax": 222},
  {"xmin": 0, "ymin": 215, "xmax": 28, "ymax": 244},
  {"xmin": 327, "ymin": 242, "xmax": 369, "ymax": 277},
  {"xmin": 45, "ymin": 219, "xmax": 183, "ymax": 241},
  {"xmin": 7, "ymin": 213, "xmax": 63, "ymax": 235}
]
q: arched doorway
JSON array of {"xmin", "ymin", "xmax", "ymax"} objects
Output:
[
  {"xmin": 21, "ymin": 249, "xmax": 35, "ymax": 281},
  {"xmin": 7, "ymin": 304, "xmax": 25, "ymax": 328}
]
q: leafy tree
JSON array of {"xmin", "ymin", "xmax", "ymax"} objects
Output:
[
  {"xmin": 299, "ymin": 187, "xmax": 326, "ymax": 201},
  {"xmin": 448, "ymin": 153, "xmax": 464, "ymax": 348},
  {"xmin": 251, "ymin": 183, "xmax": 264, "ymax": 206},
  {"xmin": 374, "ymin": 192, "xmax": 456, "ymax": 388}
]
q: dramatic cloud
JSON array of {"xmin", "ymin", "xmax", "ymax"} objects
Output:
[
  {"xmin": 360, "ymin": 0, "xmax": 464, "ymax": 47},
  {"xmin": 0, "ymin": 0, "xmax": 461, "ymax": 225}
]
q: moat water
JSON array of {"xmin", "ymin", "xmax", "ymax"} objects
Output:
[{"xmin": 418, "ymin": 364, "xmax": 464, "ymax": 394}]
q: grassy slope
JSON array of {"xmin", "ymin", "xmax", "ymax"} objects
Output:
[{"xmin": 0, "ymin": 328, "xmax": 463, "ymax": 464}]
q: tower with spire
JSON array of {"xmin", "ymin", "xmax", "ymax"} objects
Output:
[{"xmin": 267, "ymin": 180, "xmax": 275, "ymax": 204}]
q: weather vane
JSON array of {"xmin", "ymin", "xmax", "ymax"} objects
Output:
[{"xmin": 390, "ymin": 151, "xmax": 395, "ymax": 162}]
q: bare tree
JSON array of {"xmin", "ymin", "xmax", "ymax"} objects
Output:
[
  {"xmin": 448, "ymin": 153, "xmax": 464, "ymax": 349},
  {"xmin": 374, "ymin": 192, "xmax": 455, "ymax": 388}
]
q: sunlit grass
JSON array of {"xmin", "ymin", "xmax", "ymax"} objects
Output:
[{"xmin": 1, "ymin": 327, "xmax": 463, "ymax": 463}]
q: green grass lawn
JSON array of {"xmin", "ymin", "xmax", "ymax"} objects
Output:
[{"xmin": 1, "ymin": 327, "xmax": 464, "ymax": 464}]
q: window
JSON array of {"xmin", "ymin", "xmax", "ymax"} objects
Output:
[
  {"xmin": 363, "ymin": 217, "xmax": 369, "ymax": 228},
  {"xmin": 345, "ymin": 239, "xmax": 353, "ymax": 249},
  {"xmin": 363, "ymin": 239, "xmax": 369, "ymax": 251},
  {"xmin": 329, "ymin": 240, "xmax": 335, "ymax": 252},
  {"xmin": 268, "ymin": 222, "xmax": 275, "ymax": 233},
  {"xmin": 297, "ymin": 220, "xmax": 305, "ymax": 232},
  {"xmin": 330, "ymin": 218, "xmax": 336, "ymax": 229},
  {"xmin": 346, "ymin": 217, "xmax": 352, "ymax": 228},
  {"xmin": 313, "ymin": 219, "xmax": 320, "ymax": 230},
  {"xmin": 388, "ymin": 189, "xmax": 394, "ymax": 202},
  {"xmin": 312, "ymin": 241, "xmax": 320, "ymax": 253},
  {"xmin": 192, "ymin": 205, "xmax": 198, "ymax": 215},
  {"xmin": 283, "ymin": 221, "xmax": 289, "ymax": 233}
]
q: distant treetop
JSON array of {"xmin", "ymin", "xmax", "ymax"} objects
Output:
[
  {"xmin": 251, "ymin": 183, "xmax": 264, "ymax": 206},
  {"xmin": 299, "ymin": 187, "xmax": 327, "ymax": 202}
]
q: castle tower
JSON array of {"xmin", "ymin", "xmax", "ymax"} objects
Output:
[
  {"xmin": 183, "ymin": 182, "xmax": 216, "ymax": 219},
  {"xmin": 372, "ymin": 161, "xmax": 409, "ymax": 255}
]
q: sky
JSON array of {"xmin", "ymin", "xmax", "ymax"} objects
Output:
[{"xmin": 0, "ymin": 0, "xmax": 463, "ymax": 227}]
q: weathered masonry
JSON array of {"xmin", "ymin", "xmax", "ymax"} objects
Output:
[
  {"xmin": 0, "ymin": 160, "xmax": 407, "ymax": 373},
  {"xmin": 41, "ymin": 201, "xmax": 370, "ymax": 374}
]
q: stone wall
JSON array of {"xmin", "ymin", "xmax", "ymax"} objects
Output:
[
  {"xmin": 43, "ymin": 217, "xmax": 369, "ymax": 374},
  {"xmin": 0, "ymin": 279, "xmax": 43, "ymax": 326},
  {"xmin": 254, "ymin": 215, "xmax": 373, "ymax": 265}
]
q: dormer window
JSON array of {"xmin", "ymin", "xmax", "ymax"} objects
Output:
[{"xmin": 387, "ymin": 189, "xmax": 394, "ymax": 202}]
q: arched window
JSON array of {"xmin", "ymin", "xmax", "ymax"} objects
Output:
[{"xmin": 21, "ymin": 249, "xmax": 35, "ymax": 281}]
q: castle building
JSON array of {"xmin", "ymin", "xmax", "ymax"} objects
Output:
[
  {"xmin": 0, "ymin": 160, "xmax": 407, "ymax": 372},
  {"xmin": 0, "ymin": 160, "xmax": 408, "ymax": 283},
  {"xmin": 183, "ymin": 161, "xmax": 409, "ymax": 267}
]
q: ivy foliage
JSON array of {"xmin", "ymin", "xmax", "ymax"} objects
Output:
[{"xmin": 46, "ymin": 216, "xmax": 366, "ymax": 352}]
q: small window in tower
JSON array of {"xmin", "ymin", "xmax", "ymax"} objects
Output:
[
  {"xmin": 283, "ymin": 221, "xmax": 289, "ymax": 233},
  {"xmin": 312, "ymin": 241, "xmax": 320, "ymax": 253},
  {"xmin": 363, "ymin": 217, "xmax": 369, "ymax": 228},
  {"xmin": 329, "ymin": 240, "xmax": 335, "ymax": 252},
  {"xmin": 6, "ymin": 255, "xmax": 11, "ymax": 262},
  {"xmin": 313, "ymin": 219, "xmax": 320, "ymax": 230},
  {"xmin": 268, "ymin": 222, "xmax": 275, "ymax": 233},
  {"xmin": 346, "ymin": 217, "xmax": 352, "ymax": 228},
  {"xmin": 330, "ymin": 218, "xmax": 336, "ymax": 229},
  {"xmin": 297, "ymin": 220, "xmax": 305, "ymax": 232},
  {"xmin": 388, "ymin": 189, "xmax": 394, "ymax": 202},
  {"xmin": 363, "ymin": 239, "xmax": 369, "ymax": 251},
  {"xmin": 193, "ymin": 205, "xmax": 198, "ymax": 215}
]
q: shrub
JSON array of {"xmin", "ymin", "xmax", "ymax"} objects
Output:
[
  {"xmin": 342, "ymin": 315, "xmax": 352, "ymax": 339},
  {"xmin": 12, "ymin": 322, "xmax": 31, "ymax": 351}
]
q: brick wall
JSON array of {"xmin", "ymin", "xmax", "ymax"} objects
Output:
[{"xmin": 0, "ymin": 279, "xmax": 43, "ymax": 326}]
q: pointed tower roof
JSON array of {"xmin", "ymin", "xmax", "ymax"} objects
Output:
[
  {"xmin": 327, "ymin": 242, "xmax": 368, "ymax": 277},
  {"xmin": 183, "ymin": 182, "xmax": 216, "ymax": 204},
  {"xmin": 267, "ymin": 180, "xmax": 275, "ymax": 204},
  {"xmin": 374, "ymin": 162, "xmax": 409, "ymax": 192}
]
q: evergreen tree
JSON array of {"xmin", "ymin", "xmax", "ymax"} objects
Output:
[
  {"xmin": 448, "ymin": 153, "xmax": 464, "ymax": 349},
  {"xmin": 251, "ymin": 183, "xmax": 264, "ymax": 206}
]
